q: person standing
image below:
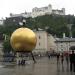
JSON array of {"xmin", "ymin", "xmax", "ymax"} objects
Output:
[
  {"xmin": 65, "ymin": 52, "xmax": 69, "ymax": 66},
  {"xmin": 65, "ymin": 52, "xmax": 69, "ymax": 71},
  {"xmin": 61, "ymin": 53, "xmax": 64, "ymax": 66},
  {"xmin": 61, "ymin": 53, "xmax": 64, "ymax": 71},
  {"xmin": 69, "ymin": 50, "xmax": 75, "ymax": 72},
  {"xmin": 57, "ymin": 53, "xmax": 60, "ymax": 65}
]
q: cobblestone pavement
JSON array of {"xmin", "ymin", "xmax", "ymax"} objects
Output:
[{"xmin": 0, "ymin": 57, "xmax": 75, "ymax": 75}]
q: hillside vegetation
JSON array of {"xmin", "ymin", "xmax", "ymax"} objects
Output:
[
  {"xmin": 1, "ymin": 14, "xmax": 75, "ymax": 38},
  {"xmin": 27, "ymin": 14, "xmax": 75, "ymax": 38}
]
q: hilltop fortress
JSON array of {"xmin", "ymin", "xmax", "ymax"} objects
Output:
[{"xmin": 10, "ymin": 4, "xmax": 65, "ymax": 18}]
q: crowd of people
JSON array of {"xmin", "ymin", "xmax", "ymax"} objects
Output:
[
  {"xmin": 47, "ymin": 50, "xmax": 75, "ymax": 72},
  {"xmin": 56, "ymin": 51, "xmax": 75, "ymax": 72}
]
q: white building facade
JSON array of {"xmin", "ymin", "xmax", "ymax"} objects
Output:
[
  {"xmin": 10, "ymin": 4, "xmax": 65, "ymax": 18},
  {"xmin": 10, "ymin": 12, "xmax": 32, "ymax": 18},
  {"xmin": 52, "ymin": 8, "xmax": 65, "ymax": 15},
  {"xmin": 0, "ymin": 18, "xmax": 5, "ymax": 25},
  {"xmin": 0, "ymin": 41, "xmax": 3, "ymax": 55},
  {"xmin": 55, "ymin": 38, "xmax": 75, "ymax": 52},
  {"xmin": 32, "ymin": 4, "xmax": 52, "ymax": 18},
  {"xmin": 32, "ymin": 4, "xmax": 65, "ymax": 18}
]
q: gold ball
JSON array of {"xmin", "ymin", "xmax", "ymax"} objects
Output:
[{"xmin": 10, "ymin": 27, "xmax": 37, "ymax": 52}]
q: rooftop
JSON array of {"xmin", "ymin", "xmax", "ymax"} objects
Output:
[{"xmin": 55, "ymin": 38, "xmax": 75, "ymax": 42}]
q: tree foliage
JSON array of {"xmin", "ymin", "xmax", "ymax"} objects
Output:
[
  {"xmin": 2, "ymin": 14, "xmax": 75, "ymax": 37},
  {"xmin": 3, "ymin": 39, "xmax": 12, "ymax": 53}
]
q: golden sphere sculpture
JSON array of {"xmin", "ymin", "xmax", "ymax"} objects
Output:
[{"xmin": 10, "ymin": 27, "xmax": 37, "ymax": 52}]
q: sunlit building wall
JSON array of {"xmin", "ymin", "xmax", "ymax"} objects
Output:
[
  {"xmin": 33, "ymin": 30, "xmax": 56, "ymax": 53},
  {"xmin": 47, "ymin": 34, "xmax": 56, "ymax": 52},
  {"xmin": 34, "ymin": 30, "xmax": 48, "ymax": 53}
]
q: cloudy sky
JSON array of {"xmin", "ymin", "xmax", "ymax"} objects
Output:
[{"xmin": 0, "ymin": 0, "xmax": 75, "ymax": 19}]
